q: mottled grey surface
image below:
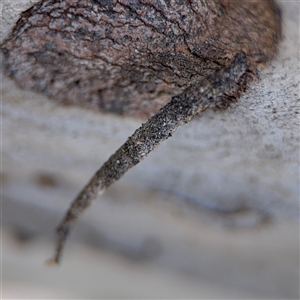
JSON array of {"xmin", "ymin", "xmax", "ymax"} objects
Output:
[{"xmin": 1, "ymin": 0, "xmax": 299, "ymax": 299}]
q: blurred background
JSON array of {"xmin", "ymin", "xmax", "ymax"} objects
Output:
[{"xmin": 1, "ymin": 0, "xmax": 299, "ymax": 298}]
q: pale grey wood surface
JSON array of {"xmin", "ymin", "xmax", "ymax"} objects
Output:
[{"xmin": 1, "ymin": 1, "xmax": 299, "ymax": 298}]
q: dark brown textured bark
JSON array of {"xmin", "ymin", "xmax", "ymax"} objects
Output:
[
  {"xmin": 2, "ymin": 0, "xmax": 280, "ymax": 117},
  {"xmin": 1, "ymin": 0, "xmax": 281, "ymax": 264}
]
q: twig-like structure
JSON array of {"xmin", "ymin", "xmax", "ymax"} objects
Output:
[{"xmin": 48, "ymin": 53, "xmax": 250, "ymax": 264}]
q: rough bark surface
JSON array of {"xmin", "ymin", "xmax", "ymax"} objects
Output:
[
  {"xmin": 1, "ymin": 0, "xmax": 280, "ymax": 117},
  {"xmin": 1, "ymin": 0, "xmax": 282, "ymax": 264},
  {"xmin": 1, "ymin": 1, "xmax": 299, "ymax": 297}
]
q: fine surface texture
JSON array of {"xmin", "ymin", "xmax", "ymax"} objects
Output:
[
  {"xmin": 1, "ymin": 0, "xmax": 299, "ymax": 298},
  {"xmin": 1, "ymin": 0, "xmax": 282, "ymax": 264}
]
